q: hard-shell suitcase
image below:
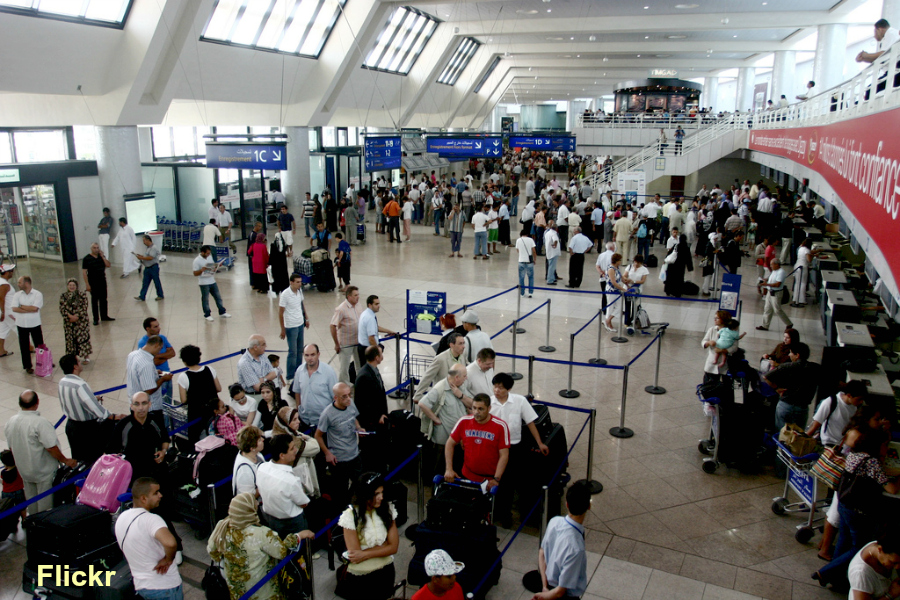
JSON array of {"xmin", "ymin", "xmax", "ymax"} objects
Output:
[
  {"xmin": 78, "ymin": 454, "xmax": 132, "ymax": 512},
  {"xmin": 357, "ymin": 223, "xmax": 366, "ymax": 243},
  {"xmin": 387, "ymin": 409, "xmax": 424, "ymax": 479},
  {"xmin": 93, "ymin": 560, "xmax": 136, "ymax": 600},
  {"xmin": 313, "ymin": 259, "xmax": 336, "ymax": 292},
  {"xmin": 24, "ymin": 504, "xmax": 120, "ymax": 570}
]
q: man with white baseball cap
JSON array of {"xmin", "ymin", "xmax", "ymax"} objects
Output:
[
  {"xmin": 412, "ymin": 549, "xmax": 465, "ymax": 600},
  {"xmin": 460, "ymin": 310, "xmax": 492, "ymax": 365}
]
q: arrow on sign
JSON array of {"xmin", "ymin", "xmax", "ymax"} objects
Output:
[
  {"xmin": 475, "ymin": 141, "xmax": 482, "ymax": 149},
  {"xmin": 492, "ymin": 140, "xmax": 500, "ymax": 146},
  {"xmin": 273, "ymin": 150, "xmax": 282, "ymax": 161}
]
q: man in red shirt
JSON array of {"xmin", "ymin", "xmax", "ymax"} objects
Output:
[{"xmin": 444, "ymin": 394, "xmax": 510, "ymax": 489}]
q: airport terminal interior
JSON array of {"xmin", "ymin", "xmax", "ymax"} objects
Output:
[{"xmin": 0, "ymin": 0, "xmax": 899, "ymax": 599}]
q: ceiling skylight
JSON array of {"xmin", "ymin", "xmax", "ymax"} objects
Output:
[
  {"xmin": 363, "ymin": 6, "xmax": 439, "ymax": 75},
  {"xmin": 0, "ymin": 0, "xmax": 132, "ymax": 27},
  {"xmin": 437, "ymin": 37, "xmax": 480, "ymax": 85}
]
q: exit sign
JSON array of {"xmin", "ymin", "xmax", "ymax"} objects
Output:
[{"xmin": 649, "ymin": 69, "xmax": 678, "ymax": 78}]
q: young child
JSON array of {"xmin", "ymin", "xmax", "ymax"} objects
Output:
[
  {"xmin": 334, "ymin": 232, "xmax": 351, "ymax": 292},
  {"xmin": 267, "ymin": 354, "xmax": 286, "ymax": 390},
  {"xmin": 0, "ymin": 450, "xmax": 26, "ymax": 523},
  {"xmin": 411, "ymin": 549, "xmax": 465, "ymax": 600},
  {"xmin": 208, "ymin": 397, "xmax": 245, "ymax": 445},
  {"xmin": 714, "ymin": 319, "xmax": 745, "ymax": 367}
]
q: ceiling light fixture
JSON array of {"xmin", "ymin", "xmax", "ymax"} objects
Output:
[
  {"xmin": 602, "ymin": 57, "xmax": 609, "ymax": 61},
  {"xmin": 721, "ymin": 17, "xmax": 729, "ymax": 24},
  {"xmin": 589, "ymin": 35, "xmax": 596, "ymax": 41},
  {"xmin": 547, "ymin": 8, "xmax": 551, "ymax": 12},
  {"xmin": 667, "ymin": 35, "xmax": 687, "ymax": 39},
  {"xmin": 644, "ymin": 35, "xmax": 649, "ymax": 39},
  {"xmin": 675, "ymin": 3, "xmax": 699, "ymax": 7},
  {"xmin": 515, "ymin": 8, "xmax": 539, "ymax": 14},
  {"xmin": 643, "ymin": 5, "xmax": 649, "ymax": 9},
  {"xmin": 637, "ymin": 54, "xmax": 641, "ymax": 57}
]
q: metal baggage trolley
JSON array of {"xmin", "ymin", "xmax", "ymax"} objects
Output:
[
  {"xmin": 696, "ymin": 386, "xmax": 724, "ymax": 474},
  {"xmin": 772, "ymin": 440, "xmax": 827, "ymax": 543},
  {"xmin": 215, "ymin": 243, "xmax": 234, "ymax": 270},
  {"xmin": 431, "ymin": 475, "xmax": 498, "ymax": 525}
]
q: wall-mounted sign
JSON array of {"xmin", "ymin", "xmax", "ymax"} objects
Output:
[
  {"xmin": 206, "ymin": 143, "xmax": 287, "ymax": 170},
  {"xmin": 426, "ymin": 136, "xmax": 502, "ymax": 157},
  {"xmin": 649, "ymin": 69, "xmax": 678, "ymax": 78},
  {"xmin": 364, "ymin": 137, "xmax": 402, "ymax": 171},
  {"xmin": 0, "ymin": 169, "xmax": 20, "ymax": 184},
  {"xmin": 507, "ymin": 136, "xmax": 576, "ymax": 152}
]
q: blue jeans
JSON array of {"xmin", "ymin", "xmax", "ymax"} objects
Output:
[
  {"xmin": 511, "ymin": 196, "xmax": 519, "ymax": 216},
  {"xmin": 819, "ymin": 503, "xmax": 880, "ymax": 586},
  {"xmin": 775, "ymin": 400, "xmax": 808, "ymax": 430},
  {"xmin": 434, "ymin": 209, "xmax": 443, "ymax": 234},
  {"xmin": 137, "ymin": 585, "xmax": 183, "ymax": 600},
  {"xmin": 450, "ymin": 231, "xmax": 462, "ymax": 253},
  {"xmin": 285, "ymin": 325, "xmax": 305, "ymax": 378},
  {"xmin": 199, "ymin": 283, "xmax": 227, "ymax": 317},
  {"xmin": 138, "ymin": 264, "xmax": 163, "ymax": 300},
  {"xmin": 474, "ymin": 231, "xmax": 488, "ymax": 256},
  {"xmin": 637, "ymin": 237, "xmax": 650, "ymax": 260},
  {"xmin": 546, "ymin": 256, "xmax": 558, "ymax": 283},
  {"xmin": 518, "ymin": 262, "xmax": 534, "ymax": 295},
  {"xmin": 659, "ymin": 217, "xmax": 669, "ymax": 243},
  {"xmin": 305, "ymin": 216, "xmax": 314, "ymax": 237}
]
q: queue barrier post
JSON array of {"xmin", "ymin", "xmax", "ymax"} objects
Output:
[
  {"xmin": 611, "ymin": 293, "xmax": 628, "ymax": 343},
  {"xmin": 609, "ymin": 364, "xmax": 634, "ymax": 438},
  {"xmin": 405, "ymin": 444, "xmax": 425, "ymax": 541},
  {"xmin": 558, "ymin": 334, "xmax": 580, "ymax": 398},
  {"xmin": 408, "ymin": 378, "xmax": 416, "ymax": 412},
  {"xmin": 576, "ymin": 409, "xmax": 604, "ymax": 494},
  {"xmin": 207, "ymin": 484, "xmax": 218, "ymax": 536},
  {"xmin": 538, "ymin": 298, "xmax": 555, "ymax": 353},
  {"xmin": 527, "ymin": 355, "xmax": 535, "ymax": 398},
  {"xmin": 588, "ymin": 307, "xmax": 607, "ymax": 365},
  {"xmin": 388, "ymin": 333, "xmax": 405, "ymax": 400},
  {"xmin": 540, "ymin": 485, "xmax": 550, "ymax": 543},
  {"xmin": 305, "ymin": 538, "xmax": 316, "ymax": 600},
  {"xmin": 645, "ymin": 325, "xmax": 668, "ymax": 395},
  {"xmin": 509, "ymin": 321, "xmax": 523, "ymax": 380},
  {"xmin": 515, "ymin": 288, "xmax": 526, "ymax": 334}
]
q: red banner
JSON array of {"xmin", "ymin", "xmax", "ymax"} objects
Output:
[{"xmin": 748, "ymin": 112, "xmax": 900, "ymax": 286}]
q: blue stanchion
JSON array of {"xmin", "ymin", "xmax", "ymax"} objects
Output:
[
  {"xmin": 627, "ymin": 331, "xmax": 661, "ymax": 367},
  {"xmin": 572, "ymin": 295, "xmax": 619, "ymax": 337},
  {"xmin": 494, "ymin": 351, "xmax": 625, "ymax": 371},
  {"xmin": 53, "ymin": 415, "xmax": 66, "ymax": 429},
  {"xmin": 489, "ymin": 321, "xmax": 516, "ymax": 341},
  {"xmin": 449, "ymin": 285, "xmax": 519, "ymax": 314},
  {"xmin": 531, "ymin": 400, "xmax": 593, "ymax": 414}
]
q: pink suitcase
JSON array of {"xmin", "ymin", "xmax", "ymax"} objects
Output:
[{"xmin": 77, "ymin": 454, "xmax": 133, "ymax": 512}]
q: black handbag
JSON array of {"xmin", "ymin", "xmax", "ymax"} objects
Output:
[
  {"xmin": 837, "ymin": 455, "xmax": 885, "ymax": 516},
  {"xmin": 202, "ymin": 563, "xmax": 230, "ymax": 600}
]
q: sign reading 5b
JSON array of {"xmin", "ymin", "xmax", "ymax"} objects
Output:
[{"xmin": 205, "ymin": 143, "xmax": 288, "ymax": 170}]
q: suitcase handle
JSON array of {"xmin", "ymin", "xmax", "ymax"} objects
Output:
[{"xmin": 432, "ymin": 475, "xmax": 499, "ymax": 495}]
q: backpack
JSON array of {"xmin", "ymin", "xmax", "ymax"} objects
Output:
[
  {"xmin": 637, "ymin": 222, "xmax": 648, "ymax": 239},
  {"xmin": 635, "ymin": 306, "xmax": 651, "ymax": 330}
]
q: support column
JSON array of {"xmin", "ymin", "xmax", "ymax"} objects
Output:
[
  {"xmin": 813, "ymin": 24, "xmax": 848, "ymax": 92},
  {"xmin": 884, "ymin": 0, "xmax": 900, "ymax": 29},
  {"xmin": 94, "ymin": 126, "xmax": 142, "ymax": 234},
  {"xmin": 703, "ymin": 77, "xmax": 719, "ymax": 111},
  {"xmin": 771, "ymin": 50, "xmax": 796, "ymax": 103},
  {"xmin": 735, "ymin": 67, "xmax": 755, "ymax": 112},
  {"xmin": 282, "ymin": 127, "xmax": 311, "ymax": 216}
]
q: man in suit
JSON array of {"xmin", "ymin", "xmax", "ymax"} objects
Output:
[{"xmin": 353, "ymin": 345, "xmax": 388, "ymax": 431}]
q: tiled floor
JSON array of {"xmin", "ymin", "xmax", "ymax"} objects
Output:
[{"xmin": 0, "ymin": 185, "xmax": 845, "ymax": 600}]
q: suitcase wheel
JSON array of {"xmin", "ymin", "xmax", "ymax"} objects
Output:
[{"xmin": 701, "ymin": 459, "xmax": 718, "ymax": 474}]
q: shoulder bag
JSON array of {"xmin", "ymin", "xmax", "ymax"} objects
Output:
[{"xmin": 810, "ymin": 444, "xmax": 845, "ymax": 490}]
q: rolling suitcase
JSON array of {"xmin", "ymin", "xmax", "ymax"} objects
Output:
[
  {"xmin": 522, "ymin": 404, "xmax": 553, "ymax": 451},
  {"xmin": 78, "ymin": 454, "xmax": 132, "ymax": 512},
  {"xmin": 357, "ymin": 223, "xmax": 366, "ymax": 244},
  {"xmin": 387, "ymin": 409, "xmax": 424, "ymax": 479},
  {"xmin": 425, "ymin": 479, "xmax": 493, "ymax": 531},
  {"xmin": 24, "ymin": 504, "xmax": 121, "ymax": 570},
  {"xmin": 52, "ymin": 461, "xmax": 89, "ymax": 506},
  {"xmin": 313, "ymin": 259, "xmax": 336, "ymax": 292}
]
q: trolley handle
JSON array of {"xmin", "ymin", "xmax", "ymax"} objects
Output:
[
  {"xmin": 775, "ymin": 439, "xmax": 819, "ymax": 462},
  {"xmin": 432, "ymin": 475, "xmax": 499, "ymax": 495}
]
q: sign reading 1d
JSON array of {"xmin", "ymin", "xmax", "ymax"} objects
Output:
[{"xmin": 205, "ymin": 143, "xmax": 288, "ymax": 171}]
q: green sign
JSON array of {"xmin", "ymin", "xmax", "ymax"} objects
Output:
[{"xmin": 0, "ymin": 169, "xmax": 20, "ymax": 184}]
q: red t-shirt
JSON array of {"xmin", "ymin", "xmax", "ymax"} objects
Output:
[
  {"xmin": 411, "ymin": 582, "xmax": 464, "ymax": 600},
  {"xmin": 449, "ymin": 415, "xmax": 510, "ymax": 482}
]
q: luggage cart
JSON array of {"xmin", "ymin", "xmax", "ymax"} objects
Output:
[
  {"xmin": 431, "ymin": 475, "xmax": 498, "ymax": 525},
  {"xmin": 696, "ymin": 385, "xmax": 724, "ymax": 474},
  {"xmin": 401, "ymin": 354, "xmax": 434, "ymax": 389},
  {"xmin": 292, "ymin": 255, "xmax": 314, "ymax": 287},
  {"xmin": 772, "ymin": 440, "xmax": 827, "ymax": 543},
  {"xmin": 215, "ymin": 243, "xmax": 234, "ymax": 270},
  {"xmin": 163, "ymin": 398, "xmax": 190, "ymax": 440}
]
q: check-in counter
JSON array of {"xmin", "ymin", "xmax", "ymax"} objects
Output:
[
  {"xmin": 825, "ymin": 289, "xmax": 861, "ymax": 346},
  {"xmin": 835, "ymin": 322, "xmax": 874, "ymax": 348}
]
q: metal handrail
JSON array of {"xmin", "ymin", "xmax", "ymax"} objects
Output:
[{"xmin": 576, "ymin": 113, "xmax": 723, "ymax": 129}]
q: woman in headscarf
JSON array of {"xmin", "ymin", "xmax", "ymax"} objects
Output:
[
  {"xmin": 59, "ymin": 278, "xmax": 91, "ymax": 362},
  {"xmin": 208, "ymin": 492, "xmax": 314, "ymax": 600},
  {"xmin": 249, "ymin": 233, "xmax": 269, "ymax": 294},
  {"xmin": 664, "ymin": 234, "xmax": 693, "ymax": 297},
  {"xmin": 247, "ymin": 221, "xmax": 263, "ymax": 286},
  {"xmin": 268, "ymin": 232, "xmax": 289, "ymax": 295},
  {"xmin": 271, "ymin": 407, "xmax": 321, "ymax": 497}
]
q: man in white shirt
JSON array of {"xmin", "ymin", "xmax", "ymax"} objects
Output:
[
  {"xmin": 567, "ymin": 228, "xmax": 593, "ymax": 289},
  {"xmin": 357, "ymin": 295, "xmax": 395, "ymax": 354},
  {"xmin": 12, "ymin": 276, "xmax": 43, "ymax": 374},
  {"xmin": 115, "ymin": 478, "xmax": 182, "ymax": 599},
  {"xmin": 544, "ymin": 220, "xmax": 561, "ymax": 285},
  {"xmin": 757, "ymin": 259, "xmax": 794, "ymax": 331},
  {"xmin": 461, "ymin": 310, "xmax": 493, "ymax": 365},
  {"xmin": 216, "ymin": 204, "xmax": 236, "ymax": 253},
  {"xmin": 465, "ymin": 348, "xmax": 496, "ymax": 398},
  {"xmin": 279, "ymin": 274, "xmax": 310, "ymax": 379},
  {"xmin": 858, "ymin": 19, "xmax": 900, "ymax": 64},
  {"xmin": 595, "ymin": 242, "xmax": 616, "ymax": 313},
  {"xmin": 257, "ymin": 435, "xmax": 310, "ymax": 539},
  {"xmin": 516, "ymin": 229, "xmax": 537, "ymax": 298},
  {"xmin": 208, "ymin": 199, "xmax": 220, "ymax": 223},
  {"xmin": 697, "ymin": 185, "xmax": 710, "ymax": 200},
  {"xmin": 556, "ymin": 200, "xmax": 570, "ymax": 248},
  {"xmin": 623, "ymin": 255, "xmax": 650, "ymax": 334},
  {"xmin": 193, "ymin": 245, "xmax": 231, "ymax": 322},
  {"xmin": 202, "ymin": 219, "xmax": 220, "ymax": 247},
  {"xmin": 472, "ymin": 204, "xmax": 491, "ymax": 259},
  {"xmin": 525, "ymin": 176, "xmax": 536, "ymax": 202}
]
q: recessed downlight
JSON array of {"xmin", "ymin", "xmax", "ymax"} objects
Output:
[
  {"xmin": 675, "ymin": 3, "xmax": 699, "ymax": 7},
  {"xmin": 515, "ymin": 9, "xmax": 539, "ymax": 14},
  {"xmin": 667, "ymin": 35, "xmax": 687, "ymax": 39}
]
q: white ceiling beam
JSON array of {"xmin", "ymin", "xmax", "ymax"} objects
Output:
[
  {"xmin": 468, "ymin": 71, "xmax": 514, "ymax": 129},
  {"xmin": 495, "ymin": 41, "xmax": 793, "ymax": 54},
  {"xmin": 442, "ymin": 50, "xmax": 500, "ymax": 127},
  {"xmin": 396, "ymin": 23, "xmax": 463, "ymax": 128}
]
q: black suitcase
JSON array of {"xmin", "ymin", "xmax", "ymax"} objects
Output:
[
  {"xmin": 387, "ymin": 410, "xmax": 425, "ymax": 479},
  {"xmin": 24, "ymin": 504, "xmax": 119, "ymax": 569},
  {"xmin": 23, "ymin": 559, "xmax": 135, "ymax": 600},
  {"xmin": 93, "ymin": 560, "xmax": 136, "ymax": 600},
  {"xmin": 522, "ymin": 404, "xmax": 553, "ymax": 451},
  {"xmin": 646, "ymin": 254, "xmax": 659, "ymax": 268},
  {"xmin": 682, "ymin": 281, "xmax": 700, "ymax": 295},
  {"xmin": 52, "ymin": 461, "xmax": 89, "ymax": 506},
  {"xmin": 196, "ymin": 444, "xmax": 239, "ymax": 523},
  {"xmin": 313, "ymin": 259, "xmax": 336, "ymax": 292},
  {"xmin": 409, "ymin": 524, "xmax": 501, "ymax": 599},
  {"xmin": 425, "ymin": 479, "xmax": 492, "ymax": 532}
]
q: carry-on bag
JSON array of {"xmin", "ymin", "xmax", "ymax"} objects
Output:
[{"xmin": 77, "ymin": 454, "xmax": 133, "ymax": 512}]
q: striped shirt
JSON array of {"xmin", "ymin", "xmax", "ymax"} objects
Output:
[
  {"xmin": 330, "ymin": 300, "xmax": 363, "ymax": 349},
  {"xmin": 58, "ymin": 374, "xmax": 109, "ymax": 422},
  {"xmin": 126, "ymin": 349, "xmax": 163, "ymax": 411},
  {"xmin": 238, "ymin": 351, "xmax": 276, "ymax": 393}
]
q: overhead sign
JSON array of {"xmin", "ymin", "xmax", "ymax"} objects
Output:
[
  {"xmin": 205, "ymin": 143, "xmax": 287, "ymax": 170},
  {"xmin": 649, "ymin": 68, "xmax": 678, "ymax": 78},
  {"xmin": 0, "ymin": 169, "xmax": 20, "ymax": 184},
  {"xmin": 507, "ymin": 136, "xmax": 576, "ymax": 152},
  {"xmin": 426, "ymin": 136, "xmax": 503, "ymax": 157},
  {"xmin": 364, "ymin": 136, "xmax": 402, "ymax": 171}
]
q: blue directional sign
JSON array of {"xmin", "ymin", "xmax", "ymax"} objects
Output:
[
  {"xmin": 205, "ymin": 143, "xmax": 287, "ymax": 170},
  {"xmin": 364, "ymin": 137, "xmax": 402, "ymax": 170},
  {"xmin": 508, "ymin": 136, "xmax": 577, "ymax": 152},
  {"xmin": 426, "ymin": 136, "xmax": 503, "ymax": 157}
]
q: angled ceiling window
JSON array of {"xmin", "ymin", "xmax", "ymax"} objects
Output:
[
  {"xmin": 473, "ymin": 56, "xmax": 501, "ymax": 93},
  {"xmin": 437, "ymin": 37, "xmax": 480, "ymax": 86},
  {"xmin": 363, "ymin": 6, "xmax": 439, "ymax": 75},
  {"xmin": 0, "ymin": 0, "xmax": 133, "ymax": 27},
  {"xmin": 201, "ymin": 0, "xmax": 347, "ymax": 59}
]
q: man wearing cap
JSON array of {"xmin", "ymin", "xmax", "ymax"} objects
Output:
[
  {"xmin": 412, "ymin": 550, "xmax": 465, "ymax": 600},
  {"xmin": 460, "ymin": 311, "xmax": 492, "ymax": 365},
  {"xmin": 533, "ymin": 481, "xmax": 591, "ymax": 600}
]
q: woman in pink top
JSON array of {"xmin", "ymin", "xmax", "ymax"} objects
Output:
[{"xmin": 248, "ymin": 234, "xmax": 269, "ymax": 293}]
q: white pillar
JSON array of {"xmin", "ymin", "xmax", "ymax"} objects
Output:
[
  {"xmin": 883, "ymin": 0, "xmax": 900, "ymax": 31},
  {"xmin": 94, "ymin": 126, "xmax": 142, "ymax": 225},
  {"xmin": 771, "ymin": 51, "xmax": 796, "ymax": 103},
  {"xmin": 282, "ymin": 127, "xmax": 311, "ymax": 215},
  {"xmin": 735, "ymin": 67, "xmax": 755, "ymax": 112},
  {"xmin": 813, "ymin": 24, "xmax": 849, "ymax": 92},
  {"xmin": 703, "ymin": 77, "xmax": 719, "ymax": 111}
]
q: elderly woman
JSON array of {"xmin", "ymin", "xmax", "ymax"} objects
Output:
[
  {"xmin": 272, "ymin": 407, "xmax": 321, "ymax": 497},
  {"xmin": 208, "ymin": 492, "xmax": 314, "ymax": 600},
  {"xmin": 702, "ymin": 310, "xmax": 740, "ymax": 382},
  {"xmin": 59, "ymin": 278, "xmax": 91, "ymax": 362}
]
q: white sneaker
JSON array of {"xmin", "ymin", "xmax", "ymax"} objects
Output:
[
  {"xmin": 205, "ymin": 316, "xmax": 214, "ymax": 322},
  {"xmin": 221, "ymin": 313, "xmax": 232, "ymax": 318}
]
